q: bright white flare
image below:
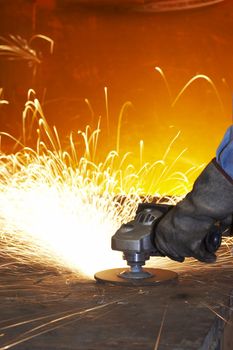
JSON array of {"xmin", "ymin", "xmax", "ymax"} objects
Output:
[
  {"xmin": 0, "ymin": 113, "xmax": 143, "ymax": 278},
  {"xmin": 0, "ymin": 182, "xmax": 132, "ymax": 277}
]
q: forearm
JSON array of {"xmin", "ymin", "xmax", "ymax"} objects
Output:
[{"xmin": 216, "ymin": 125, "xmax": 233, "ymax": 179}]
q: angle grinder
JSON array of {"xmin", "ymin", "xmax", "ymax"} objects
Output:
[{"xmin": 94, "ymin": 202, "xmax": 225, "ymax": 286}]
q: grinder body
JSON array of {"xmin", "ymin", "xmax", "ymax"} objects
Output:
[
  {"xmin": 111, "ymin": 203, "xmax": 223, "ymax": 276},
  {"xmin": 95, "ymin": 203, "xmax": 226, "ymax": 285}
]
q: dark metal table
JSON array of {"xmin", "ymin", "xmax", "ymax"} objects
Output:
[{"xmin": 0, "ymin": 250, "xmax": 232, "ymax": 350}]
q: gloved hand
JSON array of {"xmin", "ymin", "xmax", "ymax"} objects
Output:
[{"xmin": 154, "ymin": 159, "xmax": 233, "ymax": 263}]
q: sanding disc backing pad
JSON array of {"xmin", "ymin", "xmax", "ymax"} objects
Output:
[{"xmin": 94, "ymin": 268, "xmax": 178, "ymax": 286}]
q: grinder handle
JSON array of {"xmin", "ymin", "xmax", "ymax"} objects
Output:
[
  {"xmin": 137, "ymin": 203, "xmax": 225, "ymax": 255},
  {"xmin": 146, "ymin": 203, "xmax": 224, "ymax": 255}
]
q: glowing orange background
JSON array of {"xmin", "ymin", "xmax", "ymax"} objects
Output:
[{"xmin": 0, "ymin": 1, "xmax": 232, "ymax": 193}]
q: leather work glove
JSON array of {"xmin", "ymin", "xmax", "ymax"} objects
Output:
[{"xmin": 154, "ymin": 134, "xmax": 233, "ymax": 263}]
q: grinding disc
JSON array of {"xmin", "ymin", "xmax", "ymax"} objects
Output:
[{"xmin": 94, "ymin": 268, "xmax": 178, "ymax": 286}]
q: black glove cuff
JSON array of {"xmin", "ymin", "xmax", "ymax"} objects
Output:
[{"xmin": 212, "ymin": 157, "xmax": 233, "ymax": 185}]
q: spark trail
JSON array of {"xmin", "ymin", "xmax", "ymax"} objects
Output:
[{"xmin": 0, "ymin": 95, "xmax": 194, "ymax": 278}]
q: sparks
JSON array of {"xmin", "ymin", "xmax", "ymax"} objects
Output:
[
  {"xmin": 0, "ymin": 94, "xmax": 192, "ymax": 278},
  {"xmin": 0, "ymin": 89, "xmax": 231, "ymax": 279},
  {"xmin": 0, "ymin": 104, "xmax": 139, "ymax": 277}
]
